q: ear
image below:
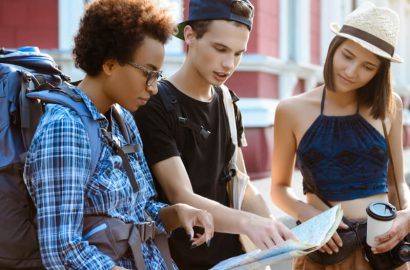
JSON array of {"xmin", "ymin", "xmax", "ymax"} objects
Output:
[
  {"xmin": 184, "ymin": 25, "xmax": 196, "ymax": 46},
  {"xmin": 102, "ymin": 59, "xmax": 117, "ymax": 76}
]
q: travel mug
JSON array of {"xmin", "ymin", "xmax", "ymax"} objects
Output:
[{"xmin": 366, "ymin": 201, "xmax": 397, "ymax": 247}]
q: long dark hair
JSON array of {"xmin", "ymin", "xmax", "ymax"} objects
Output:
[{"xmin": 323, "ymin": 36, "xmax": 394, "ymax": 120}]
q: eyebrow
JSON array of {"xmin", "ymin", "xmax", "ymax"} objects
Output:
[
  {"xmin": 343, "ymin": 48, "xmax": 379, "ymax": 67},
  {"xmin": 213, "ymin": 42, "xmax": 246, "ymax": 54}
]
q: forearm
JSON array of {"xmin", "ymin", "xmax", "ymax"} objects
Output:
[
  {"xmin": 241, "ymin": 181, "xmax": 272, "ymax": 218},
  {"xmin": 270, "ymin": 184, "xmax": 320, "ymax": 222},
  {"xmin": 36, "ymin": 182, "xmax": 116, "ymax": 269},
  {"xmin": 170, "ymin": 190, "xmax": 256, "ymax": 235},
  {"xmin": 39, "ymin": 235, "xmax": 116, "ymax": 270},
  {"xmin": 399, "ymin": 182, "xmax": 410, "ymax": 210}
]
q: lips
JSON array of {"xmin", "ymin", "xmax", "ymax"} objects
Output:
[
  {"xmin": 138, "ymin": 97, "xmax": 149, "ymax": 106},
  {"xmin": 338, "ymin": 74, "xmax": 354, "ymax": 84},
  {"xmin": 213, "ymin": 71, "xmax": 229, "ymax": 82}
]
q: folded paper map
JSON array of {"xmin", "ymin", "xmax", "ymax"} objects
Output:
[{"xmin": 210, "ymin": 205, "xmax": 343, "ymax": 270}]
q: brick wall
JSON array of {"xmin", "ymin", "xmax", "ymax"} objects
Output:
[{"xmin": 0, "ymin": 0, "xmax": 58, "ymax": 49}]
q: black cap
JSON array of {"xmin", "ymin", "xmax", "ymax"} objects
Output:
[
  {"xmin": 366, "ymin": 201, "xmax": 397, "ymax": 221},
  {"xmin": 176, "ymin": 0, "xmax": 254, "ymax": 40}
]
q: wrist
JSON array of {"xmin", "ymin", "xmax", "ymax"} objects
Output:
[
  {"xmin": 297, "ymin": 203, "xmax": 320, "ymax": 222},
  {"xmin": 238, "ymin": 212, "xmax": 256, "ymax": 235}
]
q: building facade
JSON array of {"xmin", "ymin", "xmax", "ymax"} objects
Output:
[
  {"xmin": 2, "ymin": 0, "xmax": 410, "ymax": 177},
  {"xmin": 2, "ymin": 0, "xmax": 409, "ymax": 97}
]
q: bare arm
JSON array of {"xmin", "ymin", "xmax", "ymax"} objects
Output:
[
  {"xmin": 387, "ymin": 94, "xmax": 410, "ymax": 209},
  {"xmin": 373, "ymin": 94, "xmax": 410, "ymax": 253},
  {"xmin": 238, "ymin": 149, "xmax": 273, "ymax": 218},
  {"xmin": 270, "ymin": 99, "xmax": 349, "ymax": 254},
  {"xmin": 270, "ymin": 100, "xmax": 322, "ymax": 222},
  {"xmin": 151, "ymin": 157, "xmax": 294, "ymax": 249}
]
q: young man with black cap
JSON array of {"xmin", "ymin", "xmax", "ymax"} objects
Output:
[{"xmin": 134, "ymin": 0, "xmax": 294, "ymax": 269}]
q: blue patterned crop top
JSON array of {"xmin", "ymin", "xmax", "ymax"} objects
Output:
[{"xmin": 296, "ymin": 88, "xmax": 388, "ymax": 201}]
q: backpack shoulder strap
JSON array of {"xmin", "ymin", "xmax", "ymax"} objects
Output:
[
  {"xmin": 157, "ymin": 80, "xmax": 179, "ymax": 113},
  {"xmin": 25, "ymin": 83, "xmax": 101, "ymax": 177},
  {"xmin": 220, "ymin": 85, "xmax": 238, "ymax": 148},
  {"xmin": 157, "ymin": 80, "xmax": 211, "ymax": 141}
]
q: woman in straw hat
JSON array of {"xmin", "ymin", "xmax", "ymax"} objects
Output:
[{"xmin": 271, "ymin": 2, "xmax": 410, "ymax": 269}]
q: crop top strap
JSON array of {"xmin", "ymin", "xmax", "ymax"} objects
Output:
[{"xmin": 320, "ymin": 87, "xmax": 326, "ymax": 115}]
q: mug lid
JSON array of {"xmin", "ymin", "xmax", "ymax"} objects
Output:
[{"xmin": 366, "ymin": 201, "xmax": 397, "ymax": 221}]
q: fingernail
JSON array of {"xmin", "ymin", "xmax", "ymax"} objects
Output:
[
  {"xmin": 334, "ymin": 248, "xmax": 339, "ymax": 253},
  {"xmin": 338, "ymin": 242, "xmax": 343, "ymax": 247}
]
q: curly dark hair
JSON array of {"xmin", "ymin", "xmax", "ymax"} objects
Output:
[{"xmin": 73, "ymin": 0, "xmax": 175, "ymax": 76}]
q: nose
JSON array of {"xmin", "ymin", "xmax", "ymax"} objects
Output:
[
  {"xmin": 344, "ymin": 62, "xmax": 358, "ymax": 78},
  {"xmin": 222, "ymin": 54, "xmax": 235, "ymax": 71},
  {"xmin": 147, "ymin": 83, "xmax": 158, "ymax": 96}
]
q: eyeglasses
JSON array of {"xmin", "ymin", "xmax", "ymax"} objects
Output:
[{"xmin": 127, "ymin": 62, "xmax": 163, "ymax": 87}]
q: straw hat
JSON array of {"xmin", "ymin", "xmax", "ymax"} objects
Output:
[{"xmin": 330, "ymin": 2, "xmax": 403, "ymax": 63}]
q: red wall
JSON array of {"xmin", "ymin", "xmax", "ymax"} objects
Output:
[
  {"xmin": 292, "ymin": 79, "xmax": 306, "ymax": 95},
  {"xmin": 247, "ymin": 0, "xmax": 280, "ymax": 57},
  {"xmin": 310, "ymin": 0, "xmax": 321, "ymax": 65},
  {"xmin": 0, "ymin": 0, "xmax": 58, "ymax": 49},
  {"xmin": 226, "ymin": 72, "xmax": 279, "ymax": 99}
]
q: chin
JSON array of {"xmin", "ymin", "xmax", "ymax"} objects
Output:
[
  {"xmin": 210, "ymin": 78, "xmax": 226, "ymax": 86},
  {"xmin": 123, "ymin": 104, "xmax": 139, "ymax": 112}
]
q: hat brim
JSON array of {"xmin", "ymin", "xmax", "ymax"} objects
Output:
[{"xmin": 330, "ymin": 23, "xmax": 403, "ymax": 63}]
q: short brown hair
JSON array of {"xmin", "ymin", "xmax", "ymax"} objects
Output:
[
  {"xmin": 323, "ymin": 36, "xmax": 394, "ymax": 120},
  {"xmin": 188, "ymin": 0, "xmax": 253, "ymax": 39},
  {"xmin": 73, "ymin": 0, "xmax": 175, "ymax": 76}
]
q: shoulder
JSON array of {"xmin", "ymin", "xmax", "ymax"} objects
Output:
[
  {"xmin": 40, "ymin": 104, "xmax": 86, "ymax": 131},
  {"xmin": 30, "ymin": 104, "xmax": 89, "ymax": 152},
  {"xmin": 389, "ymin": 92, "xmax": 403, "ymax": 123},
  {"xmin": 393, "ymin": 92, "xmax": 403, "ymax": 110},
  {"xmin": 276, "ymin": 87, "xmax": 322, "ymax": 119}
]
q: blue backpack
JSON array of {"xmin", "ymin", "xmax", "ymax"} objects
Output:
[{"xmin": 0, "ymin": 47, "xmax": 102, "ymax": 269}]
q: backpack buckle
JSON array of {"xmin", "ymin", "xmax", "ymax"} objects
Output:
[
  {"xmin": 178, "ymin": 117, "xmax": 188, "ymax": 126},
  {"xmin": 200, "ymin": 126, "xmax": 211, "ymax": 139},
  {"xmin": 137, "ymin": 221, "xmax": 157, "ymax": 242}
]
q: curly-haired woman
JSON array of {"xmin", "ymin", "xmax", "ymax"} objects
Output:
[{"xmin": 23, "ymin": 0, "xmax": 213, "ymax": 269}]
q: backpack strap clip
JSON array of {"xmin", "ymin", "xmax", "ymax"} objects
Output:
[
  {"xmin": 101, "ymin": 128, "xmax": 140, "ymax": 193},
  {"xmin": 199, "ymin": 126, "xmax": 211, "ymax": 140},
  {"xmin": 137, "ymin": 221, "xmax": 157, "ymax": 242}
]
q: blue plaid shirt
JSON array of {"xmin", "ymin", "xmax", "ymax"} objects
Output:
[{"xmin": 24, "ymin": 88, "xmax": 176, "ymax": 270}]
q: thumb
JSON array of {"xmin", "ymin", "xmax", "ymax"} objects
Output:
[{"xmin": 339, "ymin": 220, "xmax": 349, "ymax": 229}]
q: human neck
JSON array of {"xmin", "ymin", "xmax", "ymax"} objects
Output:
[
  {"xmin": 325, "ymin": 87, "xmax": 358, "ymax": 108},
  {"xmin": 78, "ymin": 76, "xmax": 112, "ymax": 114},
  {"xmin": 168, "ymin": 61, "xmax": 214, "ymax": 102}
]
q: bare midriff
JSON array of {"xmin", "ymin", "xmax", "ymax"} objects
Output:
[{"xmin": 306, "ymin": 192, "xmax": 389, "ymax": 220}]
